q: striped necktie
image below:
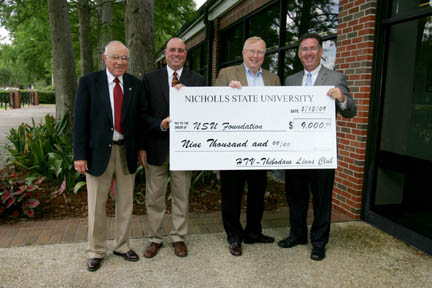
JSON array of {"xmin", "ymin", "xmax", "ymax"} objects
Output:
[{"xmin": 172, "ymin": 71, "xmax": 179, "ymax": 87}]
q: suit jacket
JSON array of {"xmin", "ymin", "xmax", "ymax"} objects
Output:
[
  {"xmin": 285, "ymin": 66, "xmax": 356, "ymax": 118},
  {"xmin": 141, "ymin": 66, "xmax": 206, "ymax": 166},
  {"xmin": 73, "ymin": 70, "xmax": 142, "ymax": 176},
  {"xmin": 215, "ymin": 64, "xmax": 281, "ymax": 86}
]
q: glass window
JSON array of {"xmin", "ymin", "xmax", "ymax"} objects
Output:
[
  {"xmin": 262, "ymin": 52, "xmax": 279, "ymax": 74},
  {"xmin": 249, "ymin": 3, "xmax": 280, "ymax": 50},
  {"xmin": 391, "ymin": 0, "xmax": 432, "ymax": 17},
  {"xmin": 286, "ymin": 0, "xmax": 339, "ymax": 46},
  {"xmin": 284, "ymin": 49, "xmax": 297, "ymax": 79},
  {"xmin": 220, "ymin": 24, "xmax": 244, "ymax": 63},
  {"xmin": 380, "ymin": 16, "xmax": 432, "ymax": 161},
  {"xmin": 321, "ymin": 39, "xmax": 337, "ymax": 70}
]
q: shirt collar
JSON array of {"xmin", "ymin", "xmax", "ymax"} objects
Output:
[
  {"xmin": 243, "ymin": 63, "xmax": 262, "ymax": 76},
  {"xmin": 304, "ymin": 64, "xmax": 322, "ymax": 77},
  {"xmin": 167, "ymin": 65, "xmax": 184, "ymax": 78},
  {"xmin": 106, "ymin": 68, "xmax": 123, "ymax": 84}
]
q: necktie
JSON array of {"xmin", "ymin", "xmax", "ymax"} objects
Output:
[
  {"xmin": 305, "ymin": 72, "xmax": 312, "ymax": 86},
  {"xmin": 113, "ymin": 77, "xmax": 123, "ymax": 134},
  {"xmin": 172, "ymin": 71, "xmax": 179, "ymax": 87}
]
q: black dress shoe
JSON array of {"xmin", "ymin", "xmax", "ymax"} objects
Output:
[
  {"xmin": 87, "ymin": 258, "xmax": 103, "ymax": 272},
  {"xmin": 244, "ymin": 234, "xmax": 275, "ymax": 244},
  {"xmin": 311, "ymin": 246, "xmax": 326, "ymax": 261},
  {"xmin": 113, "ymin": 250, "xmax": 140, "ymax": 262},
  {"xmin": 277, "ymin": 237, "xmax": 307, "ymax": 248},
  {"xmin": 229, "ymin": 242, "xmax": 242, "ymax": 256}
]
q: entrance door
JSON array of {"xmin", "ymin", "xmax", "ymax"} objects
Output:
[{"xmin": 366, "ymin": 0, "xmax": 432, "ymax": 254}]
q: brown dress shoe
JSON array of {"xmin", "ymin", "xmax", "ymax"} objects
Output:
[
  {"xmin": 172, "ymin": 241, "xmax": 188, "ymax": 257},
  {"xmin": 87, "ymin": 258, "xmax": 103, "ymax": 272},
  {"xmin": 143, "ymin": 242, "xmax": 162, "ymax": 258}
]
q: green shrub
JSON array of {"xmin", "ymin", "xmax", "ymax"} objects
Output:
[
  {"xmin": 0, "ymin": 90, "xmax": 10, "ymax": 105},
  {"xmin": 38, "ymin": 91, "xmax": 55, "ymax": 104},
  {"xmin": 4, "ymin": 115, "xmax": 85, "ymax": 198}
]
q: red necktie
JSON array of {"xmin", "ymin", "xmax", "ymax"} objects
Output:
[
  {"xmin": 114, "ymin": 77, "xmax": 123, "ymax": 134},
  {"xmin": 172, "ymin": 71, "xmax": 179, "ymax": 87}
]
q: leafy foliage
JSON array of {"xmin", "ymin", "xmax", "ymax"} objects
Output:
[
  {"xmin": 0, "ymin": 0, "xmax": 198, "ymax": 87},
  {"xmin": 5, "ymin": 114, "xmax": 85, "ymax": 199},
  {"xmin": 0, "ymin": 171, "xmax": 43, "ymax": 218}
]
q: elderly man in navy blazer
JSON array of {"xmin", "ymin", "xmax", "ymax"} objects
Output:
[
  {"xmin": 278, "ymin": 33, "xmax": 356, "ymax": 261},
  {"xmin": 73, "ymin": 40, "xmax": 142, "ymax": 271}
]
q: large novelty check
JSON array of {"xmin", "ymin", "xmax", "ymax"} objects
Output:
[{"xmin": 169, "ymin": 86, "xmax": 337, "ymax": 170}]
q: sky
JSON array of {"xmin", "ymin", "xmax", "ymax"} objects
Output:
[{"xmin": 194, "ymin": 0, "xmax": 206, "ymax": 9}]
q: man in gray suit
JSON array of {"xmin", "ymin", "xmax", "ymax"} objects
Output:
[{"xmin": 278, "ymin": 33, "xmax": 356, "ymax": 261}]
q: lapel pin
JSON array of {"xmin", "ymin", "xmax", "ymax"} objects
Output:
[{"xmin": 129, "ymin": 88, "xmax": 132, "ymax": 91}]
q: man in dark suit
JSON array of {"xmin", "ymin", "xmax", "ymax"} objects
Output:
[
  {"xmin": 73, "ymin": 40, "xmax": 142, "ymax": 271},
  {"xmin": 138, "ymin": 38, "xmax": 205, "ymax": 258},
  {"xmin": 278, "ymin": 33, "xmax": 357, "ymax": 261},
  {"xmin": 215, "ymin": 37, "xmax": 280, "ymax": 256}
]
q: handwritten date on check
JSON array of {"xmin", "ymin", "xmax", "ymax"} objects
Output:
[{"xmin": 169, "ymin": 86, "xmax": 337, "ymax": 171}]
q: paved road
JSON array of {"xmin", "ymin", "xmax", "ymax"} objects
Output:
[{"xmin": 0, "ymin": 105, "xmax": 55, "ymax": 165}]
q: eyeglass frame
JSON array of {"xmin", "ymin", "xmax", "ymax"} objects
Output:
[
  {"xmin": 105, "ymin": 55, "xmax": 129, "ymax": 61},
  {"xmin": 244, "ymin": 49, "xmax": 266, "ymax": 56}
]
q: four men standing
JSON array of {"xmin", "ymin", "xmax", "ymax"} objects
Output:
[{"xmin": 73, "ymin": 33, "xmax": 355, "ymax": 271}]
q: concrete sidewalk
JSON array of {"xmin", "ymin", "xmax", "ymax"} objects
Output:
[{"xmin": 0, "ymin": 220, "xmax": 431, "ymax": 288}]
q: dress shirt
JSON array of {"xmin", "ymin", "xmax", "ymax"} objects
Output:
[
  {"xmin": 302, "ymin": 64, "xmax": 347, "ymax": 109},
  {"xmin": 106, "ymin": 69, "xmax": 124, "ymax": 140},
  {"xmin": 244, "ymin": 63, "xmax": 264, "ymax": 87}
]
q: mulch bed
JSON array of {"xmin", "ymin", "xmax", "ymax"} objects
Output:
[{"xmin": 1, "ymin": 169, "xmax": 287, "ymax": 224}]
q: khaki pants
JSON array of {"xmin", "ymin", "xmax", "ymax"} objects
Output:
[
  {"xmin": 145, "ymin": 157, "xmax": 192, "ymax": 243},
  {"xmin": 85, "ymin": 145, "xmax": 135, "ymax": 258}
]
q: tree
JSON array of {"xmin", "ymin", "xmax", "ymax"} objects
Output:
[
  {"xmin": 78, "ymin": 0, "xmax": 94, "ymax": 76},
  {"xmin": 154, "ymin": 0, "xmax": 197, "ymax": 50},
  {"xmin": 47, "ymin": 0, "xmax": 77, "ymax": 125},
  {"xmin": 125, "ymin": 0, "xmax": 154, "ymax": 78},
  {"xmin": 0, "ymin": 0, "xmax": 52, "ymax": 86},
  {"xmin": 97, "ymin": 0, "xmax": 113, "ymax": 69}
]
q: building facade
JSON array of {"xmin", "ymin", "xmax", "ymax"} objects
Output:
[{"xmin": 176, "ymin": 0, "xmax": 432, "ymax": 254}]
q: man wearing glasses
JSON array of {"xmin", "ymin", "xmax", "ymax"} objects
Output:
[
  {"xmin": 138, "ymin": 38, "xmax": 205, "ymax": 259},
  {"xmin": 215, "ymin": 36, "xmax": 280, "ymax": 256},
  {"xmin": 74, "ymin": 40, "xmax": 142, "ymax": 271}
]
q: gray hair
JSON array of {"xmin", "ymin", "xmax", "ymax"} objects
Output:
[{"xmin": 104, "ymin": 40, "xmax": 129, "ymax": 54}]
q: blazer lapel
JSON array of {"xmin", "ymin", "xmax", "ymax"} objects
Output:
[
  {"xmin": 161, "ymin": 67, "xmax": 169, "ymax": 103},
  {"xmin": 121, "ymin": 74, "xmax": 132, "ymax": 122},
  {"xmin": 98, "ymin": 71, "xmax": 113, "ymax": 124},
  {"xmin": 314, "ymin": 66, "xmax": 328, "ymax": 86},
  {"xmin": 235, "ymin": 65, "xmax": 248, "ymax": 86}
]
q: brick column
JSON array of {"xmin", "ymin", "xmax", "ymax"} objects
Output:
[{"xmin": 333, "ymin": 0, "xmax": 377, "ymax": 218}]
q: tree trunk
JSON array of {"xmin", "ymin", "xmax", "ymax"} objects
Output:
[
  {"xmin": 97, "ymin": 0, "xmax": 112, "ymax": 70},
  {"xmin": 79, "ymin": 0, "xmax": 94, "ymax": 76},
  {"xmin": 125, "ymin": 0, "xmax": 154, "ymax": 78},
  {"xmin": 47, "ymin": 0, "xmax": 77, "ymax": 128}
]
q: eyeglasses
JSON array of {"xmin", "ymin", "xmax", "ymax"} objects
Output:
[
  {"xmin": 245, "ymin": 49, "xmax": 265, "ymax": 56},
  {"xmin": 167, "ymin": 47, "xmax": 186, "ymax": 53},
  {"xmin": 106, "ymin": 55, "xmax": 129, "ymax": 61}
]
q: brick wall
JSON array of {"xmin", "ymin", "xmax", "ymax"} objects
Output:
[{"xmin": 333, "ymin": 0, "xmax": 377, "ymax": 218}]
